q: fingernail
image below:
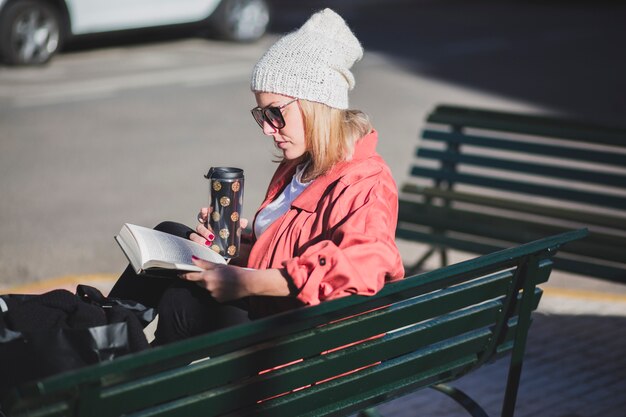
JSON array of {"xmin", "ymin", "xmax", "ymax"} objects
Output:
[
  {"xmin": 208, "ymin": 233, "xmax": 215, "ymax": 241},
  {"xmin": 192, "ymin": 255, "xmax": 199, "ymax": 260},
  {"xmin": 205, "ymin": 239, "xmax": 212, "ymax": 246}
]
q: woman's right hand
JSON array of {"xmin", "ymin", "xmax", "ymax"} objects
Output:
[
  {"xmin": 190, "ymin": 207, "xmax": 249, "ymax": 247},
  {"xmin": 189, "ymin": 207, "xmax": 215, "ymax": 246}
]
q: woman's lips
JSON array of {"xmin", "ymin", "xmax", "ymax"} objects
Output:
[{"xmin": 275, "ymin": 141, "xmax": 288, "ymax": 149}]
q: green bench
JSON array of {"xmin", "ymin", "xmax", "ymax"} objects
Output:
[
  {"xmin": 1, "ymin": 229, "xmax": 586, "ymax": 417},
  {"xmin": 397, "ymin": 104, "xmax": 626, "ymax": 284}
]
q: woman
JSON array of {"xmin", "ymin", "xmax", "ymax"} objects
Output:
[{"xmin": 109, "ymin": 8, "xmax": 404, "ymax": 344}]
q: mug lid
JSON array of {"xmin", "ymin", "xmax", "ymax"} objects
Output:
[{"xmin": 204, "ymin": 167, "xmax": 244, "ymax": 180}]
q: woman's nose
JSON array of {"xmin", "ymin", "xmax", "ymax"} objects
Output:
[{"xmin": 262, "ymin": 121, "xmax": 277, "ymax": 135}]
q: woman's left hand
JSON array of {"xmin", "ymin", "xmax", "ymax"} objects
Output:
[
  {"xmin": 179, "ymin": 256, "xmax": 293, "ymax": 302},
  {"xmin": 179, "ymin": 256, "xmax": 250, "ymax": 302}
]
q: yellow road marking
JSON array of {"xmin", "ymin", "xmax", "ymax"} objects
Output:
[
  {"xmin": 1, "ymin": 274, "xmax": 117, "ymax": 294},
  {"xmin": 542, "ymin": 286, "xmax": 626, "ymax": 303}
]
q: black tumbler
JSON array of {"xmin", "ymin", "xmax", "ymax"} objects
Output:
[{"xmin": 204, "ymin": 167, "xmax": 244, "ymax": 259}]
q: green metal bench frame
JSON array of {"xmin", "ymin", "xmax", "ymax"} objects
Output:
[
  {"xmin": 1, "ymin": 229, "xmax": 586, "ymax": 417},
  {"xmin": 398, "ymin": 104, "xmax": 626, "ymax": 283}
]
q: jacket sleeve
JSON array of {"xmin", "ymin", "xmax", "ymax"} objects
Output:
[{"xmin": 282, "ymin": 171, "xmax": 405, "ymax": 306}]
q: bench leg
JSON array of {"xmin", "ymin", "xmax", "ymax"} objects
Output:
[{"xmin": 431, "ymin": 384, "xmax": 490, "ymax": 417}]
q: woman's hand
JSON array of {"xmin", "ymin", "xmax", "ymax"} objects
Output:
[
  {"xmin": 188, "ymin": 207, "xmax": 248, "ymax": 247},
  {"xmin": 179, "ymin": 256, "xmax": 292, "ymax": 302},
  {"xmin": 180, "ymin": 256, "xmax": 249, "ymax": 302}
]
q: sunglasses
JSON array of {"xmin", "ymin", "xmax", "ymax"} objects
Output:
[{"xmin": 250, "ymin": 98, "xmax": 299, "ymax": 130}]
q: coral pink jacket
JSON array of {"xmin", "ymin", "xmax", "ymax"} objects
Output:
[{"xmin": 246, "ymin": 130, "xmax": 404, "ymax": 318}]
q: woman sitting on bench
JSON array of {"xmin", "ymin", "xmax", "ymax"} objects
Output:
[{"xmin": 109, "ymin": 8, "xmax": 404, "ymax": 345}]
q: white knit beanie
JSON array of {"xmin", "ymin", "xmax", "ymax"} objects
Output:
[{"xmin": 250, "ymin": 8, "xmax": 363, "ymax": 109}]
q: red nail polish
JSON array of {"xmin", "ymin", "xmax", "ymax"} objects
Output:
[
  {"xmin": 208, "ymin": 233, "xmax": 215, "ymax": 241},
  {"xmin": 192, "ymin": 255, "xmax": 199, "ymax": 260},
  {"xmin": 205, "ymin": 239, "xmax": 211, "ymax": 246}
]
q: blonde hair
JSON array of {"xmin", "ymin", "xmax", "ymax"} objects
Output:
[{"xmin": 296, "ymin": 99, "xmax": 373, "ymax": 181}]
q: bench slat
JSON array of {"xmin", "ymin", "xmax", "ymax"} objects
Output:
[
  {"xmin": 398, "ymin": 200, "xmax": 625, "ymax": 262},
  {"xmin": 161, "ymin": 309, "xmax": 499, "ymax": 417},
  {"xmin": 402, "ymin": 185, "xmax": 626, "ymax": 231},
  {"xmin": 396, "ymin": 226, "xmax": 624, "ymax": 282},
  {"xmin": 232, "ymin": 326, "xmax": 521, "ymax": 417},
  {"xmin": 417, "ymin": 148, "xmax": 626, "ymax": 188},
  {"xmin": 410, "ymin": 166, "xmax": 626, "ymax": 210},
  {"xmin": 422, "ymin": 129, "xmax": 626, "ymax": 167},
  {"xmin": 427, "ymin": 105, "xmax": 626, "ymax": 147},
  {"xmin": 130, "ymin": 324, "xmax": 490, "ymax": 417}
]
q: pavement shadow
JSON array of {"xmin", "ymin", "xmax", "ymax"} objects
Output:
[
  {"xmin": 268, "ymin": 0, "xmax": 626, "ymax": 129},
  {"xmin": 370, "ymin": 312, "xmax": 626, "ymax": 417}
]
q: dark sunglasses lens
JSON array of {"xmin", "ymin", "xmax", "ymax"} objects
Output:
[
  {"xmin": 265, "ymin": 107, "xmax": 286, "ymax": 129},
  {"xmin": 251, "ymin": 109, "xmax": 264, "ymax": 127}
]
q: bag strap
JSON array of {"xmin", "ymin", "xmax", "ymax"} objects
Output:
[{"xmin": 76, "ymin": 284, "xmax": 108, "ymax": 305}]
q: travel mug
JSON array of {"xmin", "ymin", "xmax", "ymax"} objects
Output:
[{"xmin": 204, "ymin": 167, "xmax": 244, "ymax": 258}]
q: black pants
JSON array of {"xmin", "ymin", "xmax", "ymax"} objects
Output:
[{"xmin": 109, "ymin": 221, "xmax": 250, "ymax": 346}]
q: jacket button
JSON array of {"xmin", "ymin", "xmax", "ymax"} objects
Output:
[{"xmin": 319, "ymin": 257, "xmax": 326, "ymax": 266}]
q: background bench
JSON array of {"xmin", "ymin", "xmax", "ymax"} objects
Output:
[
  {"xmin": 397, "ymin": 104, "xmax": 626, "ymax": 284},
  {"xmin": 1, "ymin": 229, "xmax": 586, "ymax": 417}
]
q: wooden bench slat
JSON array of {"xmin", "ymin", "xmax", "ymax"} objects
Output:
[
  {"xmin": 142, "ymin": 332, "xmax": 492, "ymax": 417},
  {"xmin": 410, "ymin": 166, "xmax": 626, "ymax": 210},
  {"xmin": 186, "ymin": 309, "xmax": 500, "ymax": 416},
  {"xmin": 397, "ymin": 226, "xmax": 624, "ymax": 282},
  {"xmin": 402, "ymin": 185, "xmax": 626, "ymax": 231},
  {"xmin": 427, "ymin": 105, "xmax": 626, "ymax": 147},
  {"xmin": 398, "ymin": 200, "xmax": 625, "ymax": 260},
  {"xmin": 240, "ymin": 335, "xmax": 502, "ymax": 417},
  {"xmin": 422, "ymin": 129, "xmax": 626, "ymax": 167},
  {"xmin": 417, "ymin": 148, "xmax": 626, "ymax": 188}
]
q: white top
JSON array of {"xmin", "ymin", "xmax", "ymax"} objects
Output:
[{"xmin": 254, "ymin": 162, "xmax": 312, "ymax": 237}]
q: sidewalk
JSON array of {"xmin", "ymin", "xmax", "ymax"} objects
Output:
[{"xmin": 3, "ymin": 273, "xmax": 625, "ymax": 417}]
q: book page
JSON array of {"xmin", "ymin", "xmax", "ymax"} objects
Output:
[{"xmin": 129, "ymin": 224, "xmax": 226, "ymax": 267}]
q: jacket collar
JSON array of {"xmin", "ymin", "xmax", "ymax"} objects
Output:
[{"xmin": 290, "ymin": 129, "xmax": 379, "ymax": 212}]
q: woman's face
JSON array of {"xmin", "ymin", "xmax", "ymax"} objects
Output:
[{"xmin": 254, "ymin": 92, "xmax": 306, "ymax": 160}]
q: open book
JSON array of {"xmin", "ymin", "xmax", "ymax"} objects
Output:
[{"xmin": 115, "ymin": 223, "xmax": 226, "ymax": 275}]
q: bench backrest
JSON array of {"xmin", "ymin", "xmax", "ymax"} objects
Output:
[
  {"xmin": 2, "ymin": 229, "xmax": 586, "ymax": 417},
  {"xmin": 398, "ymin": 104, "xmax": 626, "ymax": 283}
]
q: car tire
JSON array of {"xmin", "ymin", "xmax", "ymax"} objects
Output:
[
  {"xmin": 0, "ymin": 0, "xmax": 64, "ymax": 65},
  {"xmin": 210, "ymin": 0, "xmax": 270, "ymax": 42}
]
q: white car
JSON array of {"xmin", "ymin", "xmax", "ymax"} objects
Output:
[{"xmin": 0, "ymin": 0, "xmax": 270, "ymax": 66}]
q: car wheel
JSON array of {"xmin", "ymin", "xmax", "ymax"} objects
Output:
[
  {"xmin": 211, "ymin": 0, "xmax": 270, "ymax": 42},
  {"xmin": 0, "ymin": 0, "xmax": 63, "ymax": 65}
]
